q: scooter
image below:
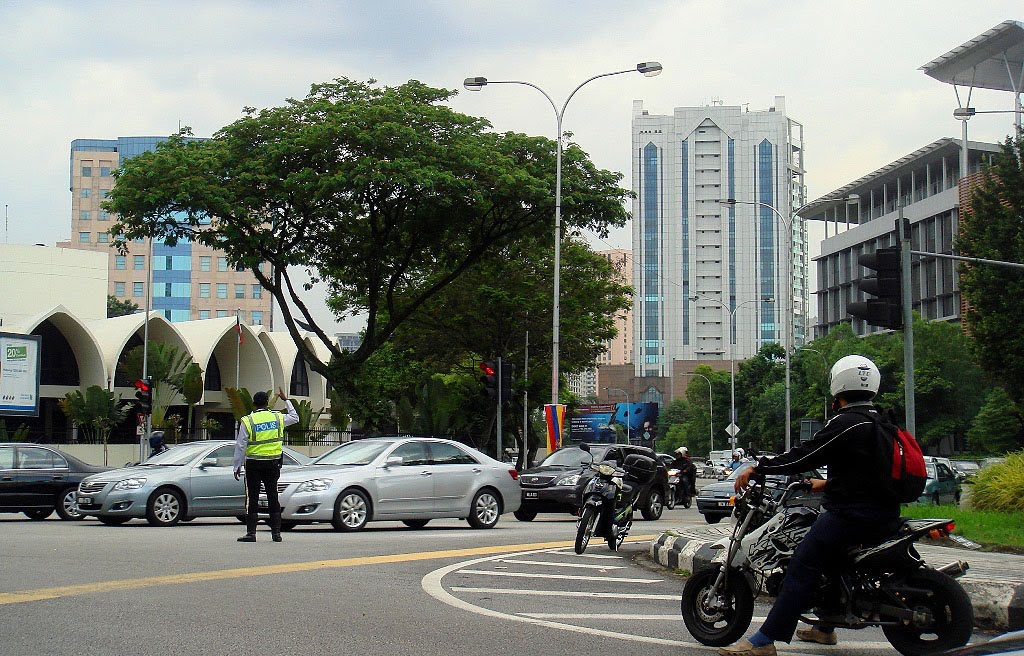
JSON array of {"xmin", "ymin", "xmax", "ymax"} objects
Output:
[{"xmin": 573, "ymin": 444, "xmax": 656, "ymax": 553}]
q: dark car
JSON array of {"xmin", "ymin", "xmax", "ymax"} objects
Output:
[
  {"xmin": 0, "ymin": 443, "xmax": 109, "ymax": 520},
  {"xmin": 696, "ymin": 462, "xmax": 822, "ymax": 524},
  {"xmin": 515, "ymin": 443, "xmax": 669, "ymax": 522}
]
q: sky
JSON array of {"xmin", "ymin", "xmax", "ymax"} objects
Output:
[{"xmin": 1, "ymin": 1, "xmax": 1021, "ymax": 332}]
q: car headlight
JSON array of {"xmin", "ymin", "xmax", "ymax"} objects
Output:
[
  {"xmin": 295, "ymin": 478, "xmax": 333, "ymax": 493},
  {"xmin": 112, "ymin": 478, "xmax": 147, "ymax": 491},
  {"xmin": 556, "ymin": 474, "xmax": 581, "ymax": 487}
]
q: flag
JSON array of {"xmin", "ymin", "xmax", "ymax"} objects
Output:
[
  {"xmin": 235, "ymin": 314, "xmax": 244, "ymax": 345},
  {"xmin": 544, "ymin": 404, "xmax": 566, "ymax": 454}
]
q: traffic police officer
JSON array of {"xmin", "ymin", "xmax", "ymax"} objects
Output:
[{"xmin": 233, "ymin": 387, "xmax": 299, "ymax": 542}]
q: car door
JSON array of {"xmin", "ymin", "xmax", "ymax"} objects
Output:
[
  {"xmin": 189, "ymin": 445, "xmax": 243, "ymax": 513},
  {"xmin": 15, "ymin": 446, "xmax": 68, "ymax": 508},
  {"xmin": 935, "ymin": 463, "xmax": 956, "ymax": 503},
  {"xmin": 372, "ymin": 441, "xmax": 434, "ymax": 516},
  {"xmin": 428, "ymin": 442, "xmax": 482, "ymax": 513},
  {"xmin": 0, "ymin": 446, "xmax": 19, "ymax": 508}
]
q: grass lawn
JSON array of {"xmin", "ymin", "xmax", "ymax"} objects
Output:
[{"xmin": 901, "ymin": 503, "xmax": 1024, "ymax": 552}]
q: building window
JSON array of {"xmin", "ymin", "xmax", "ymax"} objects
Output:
[
  {"xmin": 114, "ymin": 282, "xmax": 125, "ymax": 296},
  {"xmin": 99, "ymin": 190, "xmax": 110, "ymax": 199},
  {"xmin": 133, "ymin": 255, "xmax": 145, "ymax": 270},
  {"xmin": 100, "ymin": 166, "xmax": 112, "ymax": 176},
  {"xmin": 217, "ymin": 257, "xmax": 228, "ymax": 272},
  {"xmin": 199, "ymin": 283, "xmax": 211, "ymax": 299},
  {"xmin": 251, "ymin": 284, "xmax": 262, "ymax": 299},
  {"xmin": 99, "ymin": 211, "xmax": 110, "ymax": 221},
  {"xmin": 216, "ymin": 310, "xmax": 228, "ymax": 318},
  {"xmin": 217, "ymin": 283, "xmax": 227, "ymax": 299},
  {"xmin": 290, "ymin": 353, "xmax": 310, "ymax": 397},
  {"xmin": 79, "ymin": 211, "xmax": 91, "ymax": 221},
  {"xmin": 251, "ymin": 310, "xmax": 264, "ymax": 325},
  {"xmin": 198, "ymin": 310, "xmax": 210, "ymax": 320},
  {"xmin": 79, "ymin": 232, "xmax": 90, "ymax": 242},
  {"xmin": 81, "ymin": 165, "xmax": 92, "ymax": 177},
  {"xmin": 133, "ymin": 282, "xmax": 144, "ymax": 298},
  {"xmin": 97, "ymin": 232, "xmax": 109, "ymax": 243},
  {"xmin": 235, "ymin": 262, "xmax": 246, "ymax": 272},
  {"xmin": 115, "ymin": 255, "xmax": 126, "ymax": 270},
  {"xmin": 199, "ymin": 256, "xmax": 211, "ymax": 272},
  {"xmin": 234, "ymin": 284, "xmax": 245, "ymax": 299},
  {"xmin": 80, "ymin": 189, "xmax": 91, "ymax": 198}
]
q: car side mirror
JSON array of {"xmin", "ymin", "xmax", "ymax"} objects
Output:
[
  {"xmin": 199, "ymin": 457, "xmax": 218, "ymax": 468},
  {"xmin": 578, "ymin": 443, "xmax": 591, "ymax": 453},
  {"xmin": 384, "ymin": 456, "xmax": 403, "ymax": 468}
]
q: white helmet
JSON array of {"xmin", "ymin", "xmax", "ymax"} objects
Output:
[
  {"xmin": 829, "ymin": 354, "xmax": 881, "ymax": 398},
  {"xmin": 676, "ymin": 446, "xmax": 688, "ymax": 456},
  {"xmin": 732, "ymin": 449, "xmax": 741, "ymax": 459}
]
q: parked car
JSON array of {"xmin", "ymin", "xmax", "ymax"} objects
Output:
[
  {"xmin": 951, "ymin": 460, "xmax": 981, "ymax": 480},
  {"xmin": 917, "ymin": 461, "xmax": 962, "ymax": 505},
  {"xmin": 76, "ymin": 440, "xmax": 310, "ymax": 526},
  {"xmin": 696, "ymin": 462, "xmax": 822, "ymax": 524},
  {"xmin": 273, "ymin": 437, "xmax": 520, "ymax": 531},
  {"xmin": 0, "ymin": 443, "xmax": 110, "ymax": 520},
  {"xmin": 515, "ymin": 442, "xmax": 669, "ymax": 522}
]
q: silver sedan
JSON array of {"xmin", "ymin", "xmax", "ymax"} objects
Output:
[
  {"xmin": 76, "ymin": 440, "xmax": 310, "ymax": 526},
  {"xmin": 274, "ymin": 437, "xmax": 521, "ymax": 531}
]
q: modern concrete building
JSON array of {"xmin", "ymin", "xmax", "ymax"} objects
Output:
[
  {"xmin": 66, "ymin": 136, "xmax": 273, "ymax": 326},
  {"xmin": 630, "ymin": 97, "xmax": 806, "ymax": 405},
  {"xmin": 804, "ymin": 138, "xmax": 1001, "ymax": 337}
]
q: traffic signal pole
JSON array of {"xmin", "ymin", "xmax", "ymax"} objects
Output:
[
  {"xmin": 496, "ymin": 357, "xmax": 503, "ymax": 461},
  {"xmin": 899, "ymin": 212, "xmax": 916, "ymax": 435}
]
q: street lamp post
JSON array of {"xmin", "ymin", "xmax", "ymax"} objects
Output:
[
  {"xmin": 682, "ymin": 372, "xmax": 713, "ymax": 453},
  {"xmin": 606, "ymin": 387, "xmax": 631, "ymax": 444},
  {"xmin": 464, "ymin": 62, "xmax": 663, "ymax": 405}
]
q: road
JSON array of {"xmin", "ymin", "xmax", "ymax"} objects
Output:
[{"xmin": 0, "ymin": 504, "xmax": 999, "ymax": 656}]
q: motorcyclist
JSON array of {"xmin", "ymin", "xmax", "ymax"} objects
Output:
[
  {"xmin": 149, "ymin": 431, "xmax": 169, "ymax": 457},
  {"xmin": 728, "ymin": 449, "xmax": 744, "ymax": 471},
  {"xmin": 718, "ymin": 355, "xmax": 902, "ymax": 656},
  {"xmin": 670, "ymin": 446, "xmax": 698, "ymax": 497}
]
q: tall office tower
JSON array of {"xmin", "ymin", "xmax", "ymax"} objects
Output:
[
  {"xmin": 68, "ymin": 137, "xmax": 273, "ymax": 325},
  {"xmin": 631, "ymin": 98, "xmax": 806, "ymax": 382}
]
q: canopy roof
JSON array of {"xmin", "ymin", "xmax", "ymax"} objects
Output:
[{"xmin": 920, "ymin": 20, "xmax": 1024, "ymax": 92}]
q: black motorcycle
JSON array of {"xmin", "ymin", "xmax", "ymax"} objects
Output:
[
  {"xmin": 680, "ymin": 478, "xmax": 973, "ymax": 656},
  {"xmin": 667, "ymin": 467, "xmax": 693, "ymax": 509},
  {"xmin": 574, "ymin": 444, "xmax": 656, "ymax": 554}
]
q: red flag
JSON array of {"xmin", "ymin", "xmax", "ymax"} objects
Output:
[{"xmin": 235, "ymin": 315, "xmax": 244, "ymax": 345}]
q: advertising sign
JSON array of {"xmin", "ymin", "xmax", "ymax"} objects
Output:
[
  {"xmin": 0, "ymin": 333, "xmax": 42, "ymax": 417},
  {"xmin": 568, "ymin": 402, "xmax": 660, "ymax": 446}
]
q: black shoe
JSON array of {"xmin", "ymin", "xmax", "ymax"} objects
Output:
[
  {"xmin": 237, "ymin": 533, "xmax": 256, "ymax": 542},
  {"xmin": 272, "ymin": 533, "xmax": 282, "ymax": 542}
]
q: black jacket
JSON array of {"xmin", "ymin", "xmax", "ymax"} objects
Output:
[
  {"xmin": 753, "ymin": 402, "xmax": 900, "ymax": 515},
  {"xmin": 671, "ymin": 456, "xmax": 697, "ymax": 480}
]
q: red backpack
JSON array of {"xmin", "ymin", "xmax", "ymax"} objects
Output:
[{"xmin": 852, "ymin": 409, "xmax": 928, "ymax": 504}]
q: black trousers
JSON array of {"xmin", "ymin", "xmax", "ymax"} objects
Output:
[{"xmin": 244, "ymin": 457, "xmax": 282, "ymax": 516}]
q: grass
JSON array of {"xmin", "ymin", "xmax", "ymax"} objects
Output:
[{"xmin": 900, "ymin": 503, "xmax": 1024, "ymax": 551}]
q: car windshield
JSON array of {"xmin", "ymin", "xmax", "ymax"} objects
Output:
[
  {"xmin": 313, "ymin": 441, "xmax": 393, "ymax": 466},
  {"xmin": 955, "ymin": 461, "xmax": 979, "ymax": 472},
  {"xmin": 140, "ymin": 443, "xmax": 211, "ymax": 466},
  {"xmin": 724, "ymin": 462, "xmax": 754, "ymax": 480},
  {"xmin": 540, "ymin": 446, "xmax": 607, "ymax": 467}
]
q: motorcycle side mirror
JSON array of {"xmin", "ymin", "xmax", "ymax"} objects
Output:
[{"xmin": 578, "ymin": 443, "xmax": 591, "ymax": 453}]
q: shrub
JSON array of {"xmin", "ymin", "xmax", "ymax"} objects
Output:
[{"xmin": 969, "ymin": 450, "xmax": 1024, "ymax": 513}]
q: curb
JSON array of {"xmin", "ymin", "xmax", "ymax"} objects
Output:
[{"xmin": 650, "ymin": 528, "xmax": 1024, "ymax": 631}]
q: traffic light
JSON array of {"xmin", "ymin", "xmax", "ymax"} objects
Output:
[
  {"xmin": 847, "ymin": 246, "xmax": 902, "ymax": 329},
  {"xmin": 134, "ymin": 377, "xmax": 153, "ymax": 415},
  {"xmin": 499, "ymin": 361, "xmax": 515, "ymax": 404},
  {"xmin": 479, "ymin": 361, "xmax": 498, "ymax": 401}
]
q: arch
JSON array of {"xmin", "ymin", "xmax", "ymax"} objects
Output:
[
  {"xmin": 289, "ymin": 351, "xmax": 310, "ymax": 397},
  {"xmin": 20, "ymin": 306, "xmax": 106, "ymax": 389}
]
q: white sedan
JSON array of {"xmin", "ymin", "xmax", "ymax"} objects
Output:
[{"xmin": 273, "ymin": 437, "xmax": 521, "ymax": 531}]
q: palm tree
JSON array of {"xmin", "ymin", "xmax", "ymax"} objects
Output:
[
  {"xmin": 59, "ymin": 386, "xmax": 132, "ymax": 465},
  {"xmin": 117, "ymin": 342, "xmax": 194, "ymax": 429}
]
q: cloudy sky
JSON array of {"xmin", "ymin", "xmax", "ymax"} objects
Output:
[{"xmin": 1, "ymin": 2, "xmax": 1020, "ymax": 331}]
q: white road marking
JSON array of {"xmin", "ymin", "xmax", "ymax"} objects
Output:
[
  {"xmin": 459, "ymin": 569, "xmax": 660, "ymax": 583},
  {"xmin": 499, "ymin": 558, "xmax": 625, "ymax": 570},
  {"xmin": 522, "ymin": 613, "xmax": 684, "ymax": 620},
  {"xmin": 549, "ymin": 550, "xmax": 624, "ymax": 559},
  {"xmin": 451, "ymin": 586, "xmax": 679, "ymax": 600}
]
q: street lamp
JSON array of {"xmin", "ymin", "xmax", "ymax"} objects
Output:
[
  {"xmin": 682, "ymin": 372, "xmax": 714, "ymax": 453},
  {"xmin": 797, "ymin": 346, "xmax": 830, "ymax": 420},
  {"xmin": 465, "ymin": 62, "xmax": 663, "ymax": 405},
  {"xmin": 606, "ymin": 387, "xmax": 631, "ymax": 444},
  {"xmin": 688, "ymin": 294, "xmax": 773, "ymax": 451}
]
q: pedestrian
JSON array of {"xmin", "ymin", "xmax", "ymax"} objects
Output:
[
  {"xmin": 718, "ymin": 355, "xmax": 901, "ymax": 656},
  {"xmin": 149, "ymin": 430, "xmax": 169, "ymax": 457},
  {"xmin": 233, "ymin": 388, "xmax": 299, "ymax": 543}
]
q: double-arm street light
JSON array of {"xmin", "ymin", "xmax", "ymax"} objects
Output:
[
  {"xmin": 688, "ymin": 294, "xmax": 772, "ymax": 450},
  {"xmin": 465, "ymin": 62, "xmax": 663, "ymax": 404},
  {"xmin": 605, "ymin": 387, "xmax": 631, "ymax": 444},
  {"xmin": 682, "ymin": 372, "xmax": 714, "ymax": 453}
]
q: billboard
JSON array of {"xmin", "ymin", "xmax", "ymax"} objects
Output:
[
  {"xmin": 568, "ymin": 402, "xmax": 659, "ymax": 446},
  {"xmin": 0, "ymin": 333, "xmax": 41, "ymax": 417}
]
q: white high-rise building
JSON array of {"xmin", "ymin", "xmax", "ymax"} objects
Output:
[{"xmin": 630, "ymin": 97, "xmax": 806, "ymax": 383}]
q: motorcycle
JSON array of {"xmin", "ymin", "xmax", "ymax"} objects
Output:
[
  {"xmin": 666, "ymin": 469, "xmax": 680, "ymax": 510},
  {"xmin": 680, "ymin": 477, "xmax": 973, "ymax": 656},
  {"xmin": 666, "ymin": 469, "xmax": 693, "ymax": 510},
  {"xmin": 573, "ymin": 444, "xmax": 655, "ymax": 554}
]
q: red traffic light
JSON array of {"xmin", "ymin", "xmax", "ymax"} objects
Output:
[
  {"xmin": 133, "ymin": 379, "xmax": 152, "ymax": 392},
  {"xmin": 479, "ymin": 361, "xmax": 496, "ymax": 376}
]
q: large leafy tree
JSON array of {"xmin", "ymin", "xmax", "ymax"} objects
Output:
[
  {"xmin": 967, "ymin": 387, "xmax": 1023, "ymax": 454},
  {"xmin": 959, "ymin": 136, "xmax": 1024, "ymax": 403},
  {"xmin": 107, "ymin": 295, "xmax": 139, "ymax": 318},
  {"xmin": 105, "ymin": 78, "xmax": 629, "ymax": 398}
]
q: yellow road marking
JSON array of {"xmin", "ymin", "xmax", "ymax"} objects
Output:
[{"xmin": 0, "ymin": 534, "xmax": 657, "ymax": 606}]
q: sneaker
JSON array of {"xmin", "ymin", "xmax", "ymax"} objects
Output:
[
  {"xmin": 718, "ymin": 639, "xmax": 777, "ymax": 656},
  {"xmin": 796, "ymin": 627, "xmax": 838, "ymax": 645}
]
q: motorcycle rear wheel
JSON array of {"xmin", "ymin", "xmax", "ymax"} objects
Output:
[
  {"xmin": 681, "ymin": 564, "xmax": 754, "ymax": 647},
  {"xmin": 881, "ymin": 568, "xmax": 973, "ymax": 656},
  {"xmin": 574, "ymin": 505, "xmax": 598, "ymax": 554}
]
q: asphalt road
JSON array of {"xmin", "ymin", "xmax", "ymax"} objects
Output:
[{"xmin": 0, "ymin": 503, "xmax": 999, "ymax": 656}]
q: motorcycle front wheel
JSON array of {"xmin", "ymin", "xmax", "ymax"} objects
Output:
[
  {"xmin": 666, "ymin": 489, "xmax": 677, "ymax": 510},
  {"xmin": 574, "ymin": 505, "xmax": 598, "ymax": 554},
  {"xmin": 681, "ymin": 564, "xmax": 754, "ymax": 647},
  {"xmin": 881, "ymin": 568, "xmax": 974, "ymax": 656}
]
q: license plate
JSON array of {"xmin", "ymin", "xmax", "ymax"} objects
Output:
[
  {"xmin": 718, "ymin": 501, "xmax": 731, "ymax": 507},
  {"xmin": 524, "ymin": 491, "xmax": 538, "ymax": 498},
  {"xmin": 78, "ymin": 496, "xmax": 91, "ymax": 505}
]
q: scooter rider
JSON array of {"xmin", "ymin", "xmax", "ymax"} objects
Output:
[
  {"xmin": 671, "ymin": 446, "xmax": 698, "ymax": 497},
  {"xmin": 718, "ymin": 355, "xmax": 902, "ymax": 656}
]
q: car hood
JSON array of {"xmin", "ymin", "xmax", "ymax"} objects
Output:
[
  {"xmin": 278, "ymin": 463, "xmax": 367, "ymax": 482},
  {"xmin": 82, "ymin": 464, "xmax": 185, "ymax": 482},
  {"xmin": 520, "ymin": 464, "xmax": 581, "ymax": 476}
]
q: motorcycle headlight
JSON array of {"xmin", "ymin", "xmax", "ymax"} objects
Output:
[
  {"xmin": 295, "ymin": 478, "xmax": 333, "ymax": 493},
  {"xmin": 112, "ymin": 478, "xmax": 146, "ymax": 491},
  {"xmin": 597, "ymin": 464, "xmax": 617, "ymax": 477},
  {"xmin": 556, "ymin": 474, "xmax": 581, "ymax": 487}
]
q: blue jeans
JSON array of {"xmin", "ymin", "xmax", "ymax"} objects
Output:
[{"xmin": 759, "ymin": 506, "xmax": 898, "ymax": 643}]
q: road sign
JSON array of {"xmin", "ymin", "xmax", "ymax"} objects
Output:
[
  {"xmin": 136, "ymin": 425, "xmax": 144, "ymax": 436},
  {"xmin": 726, "ymin": 423, "xmax": 740, "ymax": 437}
]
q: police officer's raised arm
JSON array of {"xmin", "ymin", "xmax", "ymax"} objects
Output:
[{"xmin": 278, "ymin": 387, "xmax": 299, "ymax": 428}]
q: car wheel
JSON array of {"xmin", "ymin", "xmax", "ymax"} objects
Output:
[
  {"xmin": 704, "ymin": 514, "xmax": 723, "ymax": 524},
  {"xmin": 513, "ymin": 509, "xmax": 537, "ymax": 522},
  {"xmin": 23, "ymin": 508, "xmax": 53, "ymax": 520},
  {"xmin": 332, "ymin": 489, "xmax": 370, "ymax": 531},
  {"xmin": 641, "ymin": 489, "xmax": 664, "ymax": 520},
  {"xmin": 55, "ymin": 487, "xmax": 87, "ymax": 520},
  {"xmin": 954, "ymin": 491, "xmax": 962, "ymax": 505},
  {"xmin": 402, "ymin": 519, "xmax": 430, "ymax": 529},
  {"xmin": 467, "ymin": 488, "xmax": 501, "ymax": 529},
  {"xmin": 98, "ymin": 515, "xmax": 130, "ymax": 526},
  {"xmin": 146, "ymin": 488, "xmax": 185, "ymax": 526}
]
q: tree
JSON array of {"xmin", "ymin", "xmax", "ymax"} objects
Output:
[
  {"xmin": 959, "ymin": 136, "xmax": 1024, "ymax": 404},
  {"xmin": 116, "ymin": 342, "xmax": 193, "ymax": 425},
  {"xmin": 967, "ymin": 387, "xmax": 1023, "ymax": 455},
  {"xmin": 105, "ymin": 78, "xmax": 629, "ymax": 400},
  {"xmin": 58, "ymin": 386, "xmax": 132, "ymax": 465},
  {"xmin": 107, "ymin": 296, "xmax": 139, "ymax": 318},
  {"xmin": 175, "ymin": 362, "xmax": 204, "ymax": 440}
]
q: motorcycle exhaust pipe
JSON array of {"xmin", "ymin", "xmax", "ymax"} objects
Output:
[{"xmin": 935, "ymin": 560, "xmax": 970, "ymax": 578}]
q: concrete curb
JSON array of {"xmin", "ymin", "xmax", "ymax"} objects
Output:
[{"xmin": 650, "ymin": 527, "xmax": 1024, "ymax": 631}]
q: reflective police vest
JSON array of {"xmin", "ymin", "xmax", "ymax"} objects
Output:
[{"xmin": 241, "ymin": 409, "xmax": 285, "ymax": 459}]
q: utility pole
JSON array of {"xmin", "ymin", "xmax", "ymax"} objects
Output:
[{"xmin": 898, "ymin": 211, "xmax": 916, "ymax": 435}]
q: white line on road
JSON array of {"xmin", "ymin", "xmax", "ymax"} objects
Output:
[
  {"xmin": 459, "ymin": 569, "xmax": 660, "ymax": 583},
  {"xmin": 498, "ymin": 559, "xmax": 625, "ymax": 570},
  {"xmin": 548, "ymin": 550, "xmax": 624, "ymax": 559},
  {"xmin": 451, "ymin": 586, "xmax": 679, "ymax": 600}
]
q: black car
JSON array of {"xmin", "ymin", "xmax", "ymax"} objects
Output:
[
  {"xmin": 515, "ymin": 443, "xmax": 669, "ymax": 522},
  {"xmin": 695, "ymin": 462, "xmax": 822, "ymax": 524},
  {"xmin": 0, "ymin": 443, "xmax": 109, "ymax": 520}
]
